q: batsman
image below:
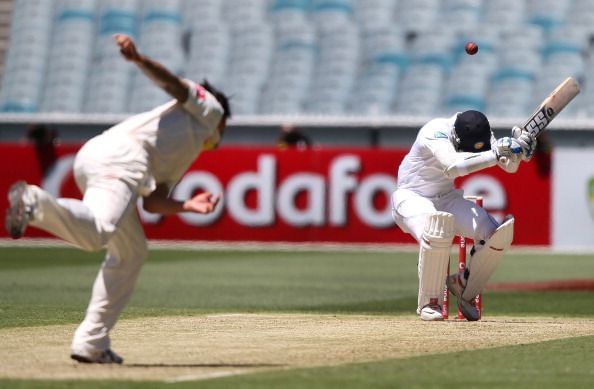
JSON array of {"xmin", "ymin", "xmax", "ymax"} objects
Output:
[{"xmin": 391, "ymin": 110, "xmax": 536, "ymax": 321}]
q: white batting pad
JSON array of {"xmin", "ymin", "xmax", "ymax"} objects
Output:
[
  {"xmin": 418, "ymin": 212, "xmax": 455, "ymax": 310},
  {"xmin": 463, "ymin": 217, "xmax": 514, "ymax": 300}
]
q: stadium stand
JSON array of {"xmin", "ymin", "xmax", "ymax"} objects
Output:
[
  {"xmin": 84, "ymin": 0, "xmax": 138, "ymax": 114},
  {"xmin": 224, "ymin": 22, "xmax": 273, "ymax": 114},
  {"xmin": 129, "ymin": 0, "xmax": 185, "ymax": 113},
  {"xmin": 306, "ymin": 23, "xmax": 359, "ymax": 114},
  {"xmin": 1, "ymin": 0, "xmax": 594, "ymax": 119},
  {"xmin": 354, "ymin": 0, "xmax": 398, "ymax": 32},
  {"xmin": 260, "ymin": 18, "xmax": 316, "ymax": 114},
  {"xmin": 0, "ymin": 0, "xmax": 53, "ymax": 113},
  {"xmin": 0, "ymin": 0, "xmax": 13, "ymax": 84},
  {"xmin": 42, "ymin": 0, "xmax": 96, "ymax": 113},
  {"xmin": 348, "ymin": 25, "xmax": 406, "ymax": 115}
]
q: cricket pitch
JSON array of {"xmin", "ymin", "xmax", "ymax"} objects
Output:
[{"xmin": 2, "ymin": 314, "xmax": 594, "ymax": 382}]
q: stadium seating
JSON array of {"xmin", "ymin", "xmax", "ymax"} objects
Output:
[
  {"xmin": 223, "ymin": 23, "xmax": 273, "ymax": 114},
  {"xmin": 395, "ymin": 0, "xmax": 440, "ymax": 36},
  {"xmin": 579, "ymin": 58, "xmax": 594, "ymax": 117},
  {"xmin": 483, "ymin": 0, "xmax": 526, "ymax": 28},
  {"xmin": 184, "ymin": 22, "xmax": 230, "ymax": 86},
  {"xmin": 354, "ymin": 0, "xmax": 398, "ymax": 32},
  {"xmin": 129, "ymin": 0, "xmax": 184, "ymax": 113},
  {"xmin": 42, "ymin": 0, "xmax": 96, "ymax": 113},
  {"xmin": 394, "ymin": 63, "xmax": 445, "ymax": 115},
  {"xmin": 348, "ymin": 25, "xmax": 406, "ymax": 114},
  {"xmin": 310, "ymin": 0, "xmax": 353, "ymax": 31},
  {"xmin": 441, "ymin": 0, "xmax": 482, "ymax": 34},
  {"xmin": 260, "ymin": 19, "xmax": 316, "ymax": 114},
  {"xmin": 0, "ymin": 0, "xmax": 53, "ymax": 112},
  {"xmin": 1, "ymin": 0, "xmax": 594, "ymax": 119},
  {"xmin": 306, "ymin": 23, "xmax": 359, "ymax": 114},
  {"xmin": 567, "ymin": 0, "xmax": 594, "ymax": 34},
  {"xmin": 527, "ymin": 0, "xmax": 571, "ymax": 32},
  {"xmin": 84, "ymin": 0, "xmax": 138, "ymax": 113}
]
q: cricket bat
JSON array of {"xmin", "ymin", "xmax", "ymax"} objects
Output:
[{"xmin": 521, "ymin": 76, "xmax": 580, "ymax": 137}]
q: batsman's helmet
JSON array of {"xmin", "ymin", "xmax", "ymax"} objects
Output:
[{"xmin": 453, "ymin": 110, "xmax": 492, "ymax": 152}]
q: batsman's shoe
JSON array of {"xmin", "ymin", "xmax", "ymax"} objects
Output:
[
  {"xmin": 71, "ymin": 349, "xmax": 123, "ymax": 364},
  {"xmin": 5, "ymin": 181, "xmax": 34, "ymax": 239},
  {"xmin": 419, "ymin": 298, "xmax": 444, "ymax": 321},
  {"xmin": 458, "ymin": 298, "xmax": 480, "ymax": 321},
  {"xmin": 446, "ymin": 273, "xmax": 480, "ymax": 321}
]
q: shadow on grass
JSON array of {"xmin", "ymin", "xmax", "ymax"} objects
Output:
[
  {"xmin": 302, "ymin": 292, "xmax": 594, "ymax": 318},
  {"xmin": 292, "ymin": 297, "xmax": 417, "ymax": 315},
  {"xmin": 297, "ymin": 291, "xmax": 594, "ymax": 318},
  {"xmin": 477, "ymin": 291, "xmax": 594, "ymax": 317},
  {"xmin": 126, "ymin": 363, "xmax": 285, "ymax": 368}
]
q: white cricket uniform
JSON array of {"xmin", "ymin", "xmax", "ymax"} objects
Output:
[
  {"xmin": 391, "ymin": 113, "xmax": 510, "ymax": 313},
  {"xmin": 391, "ymin": 114, "xmax": 500, "ymax": 244},
  {"xmin": 27, "ymin": 80, "xmax": 224, "ymax": 359}
]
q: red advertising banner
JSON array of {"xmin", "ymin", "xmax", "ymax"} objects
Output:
[{"xmin": 0, "ymin": 144, "xmax": 550, "ymax": 245}]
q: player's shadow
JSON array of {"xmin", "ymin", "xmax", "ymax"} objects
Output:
[
  {"xmin": 299, "ymin": 297, "xmax": 416, "ymax": 314},
  {"xmin": 126, "ymin": 363, "xmax": 285, "ymax": 368}
]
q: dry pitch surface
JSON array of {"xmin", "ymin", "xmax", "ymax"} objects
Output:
[{"xmin": 2, "ymin": 314, "xmax": 594, "ymax": 383}]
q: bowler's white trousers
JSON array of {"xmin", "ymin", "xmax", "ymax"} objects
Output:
[{"xmin": 29, "ymin": 137, "xmax": 149, "ymax": 359}]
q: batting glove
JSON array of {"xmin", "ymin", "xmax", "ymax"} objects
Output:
[
  {"xmin": 494, "ymin": 136, "xmax": 522, "ymax": 161},
  {"xmin": 511, "ymin": 126, "xmax": 537, "ymax": 162}
]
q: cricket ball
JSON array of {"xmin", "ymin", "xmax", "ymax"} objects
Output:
[{"xmin": 465, "ymin": 41, "xmax": 478, "ymax": 55}]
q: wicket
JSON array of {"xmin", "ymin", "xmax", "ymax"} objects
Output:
[{"xmin": 442, "ymin": 196, "xmax": 483, "ymax": 320}]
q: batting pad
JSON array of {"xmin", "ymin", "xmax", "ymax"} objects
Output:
[
  {"xmin": 418, "ymin": 212, "xmax": 455, "ymax": 310},
  {"xmin": 463, "ymin": 217, "xmax": 514, "ymax": 300}
]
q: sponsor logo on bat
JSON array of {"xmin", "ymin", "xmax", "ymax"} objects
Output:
[{"xmin": 525, "ymin": 106, "xmax": 555, "ymax": 135}]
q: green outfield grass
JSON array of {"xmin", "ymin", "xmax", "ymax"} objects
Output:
[{"xmin": 1, "ymin": 246, "xmax": 593, "ymax": 388}]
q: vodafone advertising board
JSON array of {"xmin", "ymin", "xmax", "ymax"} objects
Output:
[{"xmin": 0, "ymin": 144, "xmax": 550, "ymax": 245}]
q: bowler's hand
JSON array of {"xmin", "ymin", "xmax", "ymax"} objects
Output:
[
  {"xmin": 183, "ymin": 192, "xmax": 221, "ymax": 214},
  {"xmin": 114, "ymin": 34, "xmax": 141, "ymax": 62}
]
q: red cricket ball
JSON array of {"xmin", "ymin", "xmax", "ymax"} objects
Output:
[{"xmin": 465, "ymin": 41, "xmax": 478, "ymax": 55}]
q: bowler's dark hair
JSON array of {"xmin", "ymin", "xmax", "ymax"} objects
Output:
[{"xmin": 201, "ymin": 79, "xmax": 231, "ymax": 120}]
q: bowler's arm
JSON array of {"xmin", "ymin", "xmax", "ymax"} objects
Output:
[
  {"xmin": 114, "ymin": 34, "xmax": 189, "ymax": 103},
  {"xmin": 143, "ymin": 184, "xmax": 221, "ymax": 215}
]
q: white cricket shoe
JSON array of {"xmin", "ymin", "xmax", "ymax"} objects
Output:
[
  {"xmin": 446, "ymin": 273, "xmax": 480, "ymax": 321},
  {"xmin": 419, "ymin": 298, "xmax": 444, "ymax": 321},
  {"xmin": 71, "ymin": 349, "xmax": 123, "ymax": 364},
  {"xmin": 5, "ymin": 181, "xmax": 35, "ymax": 239}
]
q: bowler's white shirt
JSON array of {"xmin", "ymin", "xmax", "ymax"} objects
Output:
[{"xmin": 94, "ymin": 80, "xmax": 223, "ymax": 194}]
